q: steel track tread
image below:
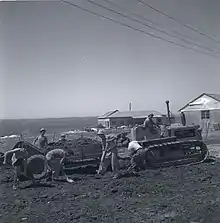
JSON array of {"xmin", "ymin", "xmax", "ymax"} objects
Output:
[{"xmin": 145, "ymin": 140, "xmax": 209, "ymax": 168}]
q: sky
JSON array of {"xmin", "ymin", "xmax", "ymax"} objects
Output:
[{"xmin": 1, "ymin": 0, "xmax": 220, "ymax": 119}]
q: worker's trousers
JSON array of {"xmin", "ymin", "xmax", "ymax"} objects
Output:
[
  {"xmin": 130, "ymin": 149, "xmax": 146, "ymax": 172},
  {"xmin": 98, "ymin": 150, "xmax": 119, "ymax": 175},
  {"xmin": 47, "ymin": 158, "xmax": 65, "ymax": 179}
]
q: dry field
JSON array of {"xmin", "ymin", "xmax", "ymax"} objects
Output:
[{"xmin": 1, "ymin": 130, "xmax": 220, "ymax": 223}]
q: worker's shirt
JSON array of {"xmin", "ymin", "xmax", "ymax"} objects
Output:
[
  {"xmin": 143, "ymin": 118, "xmax": 158, "ymax": 129},
  {"xmin": 34, "ymin": 135, "xmax": 48, "ymax": 150},
  {"xmin": 46, "ymin": 149, "xmax": 65, "ymax": 161},
  {"xmin": 117, "ymin": 136, "xmax": 130, "ymax": 148},
  {"xmin": 57, "ymin": 139, "xmax": 68, "ymax": 148},
  {"xmin": 128, "ymin": 141, "xmax": 142, "ymax": 155}
]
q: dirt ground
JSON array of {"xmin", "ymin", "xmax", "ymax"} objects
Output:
[{"xmin": 1, "ymin": 144, "xmax": 220, "ymax": 223}]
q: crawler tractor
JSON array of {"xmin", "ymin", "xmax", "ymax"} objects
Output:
[{"xmin": 130, "ymin": 101, "xmax": 209, "ymax": 168}]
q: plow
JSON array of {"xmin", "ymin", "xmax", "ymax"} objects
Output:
[{"xmin": 1, "ymin": 139, "xmax": 103, "ymax": 182}]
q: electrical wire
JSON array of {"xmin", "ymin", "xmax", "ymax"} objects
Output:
[
  {"xmin": 60, "ymin": 0, "xmax": 219, "ymax": 59},
  {"xmin": 88, "ymin": 0, "xmax": 220, "ymax": 55},
  {"xmin": 135, "ymin": 0, "xmax": 220, "ymax": 44},
  {"xmin": 102, "ymin": 0, "xmax": 219, "ymax": 52}
]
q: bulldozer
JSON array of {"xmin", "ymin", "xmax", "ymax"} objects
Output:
[{"xmin": 130, "ymin": 101, "xmax": 209, "ymax": 168}]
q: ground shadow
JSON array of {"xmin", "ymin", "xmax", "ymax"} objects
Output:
[{"xmin": 22, "ymin": 182, "xmax": 55, "ymax": 189}]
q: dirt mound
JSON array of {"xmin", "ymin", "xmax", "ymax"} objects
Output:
[
  {"xmin": 74, "ymin": 137, "xmax": 101, "ymax": 148},
  {"xmin": 48, "ymin": 138, "xmax": 101, "ymax": 150},
  {"xmin": 47, "ymin": 138, "xmax": 102, "ymax": 162}
]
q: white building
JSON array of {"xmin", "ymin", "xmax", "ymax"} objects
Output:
[{"xmin": 179, "ymin": 93, "xmax": 220, "ymax": 131}]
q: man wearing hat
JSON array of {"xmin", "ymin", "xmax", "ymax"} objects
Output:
[
  {"xmin": 97, "ymin": 131, "xmax": 119, "ymax": 179},
  {"xmin": 97, "ymin": 129, "xmax": 107, "ymax": 174},
  {"xmin": 57, "ymin": 133, "xmax": 74, "ymax": 156},
  {"xmin": 143, "ymin": 114, "xmax": 160, "ymax": 134},
  {"xmin": 58, "ymin": 133, "xmax": 67, "ymax": 144},
  {"xmin": 33, "ymin": 128, "xmax": 48, "ymax": 151},
  {"xmin": 97, "ymin": 129, "xmax": 106, "ymax": 151}
]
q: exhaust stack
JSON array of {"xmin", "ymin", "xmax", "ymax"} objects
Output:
[
  {"xmin": 129, "ymin": 102, "xmax": 132, "ymax": 111},
  {"xmin": 166, "ymin": 100, "xmax": 171, "ymax": 126}
]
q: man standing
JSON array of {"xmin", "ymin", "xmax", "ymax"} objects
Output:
[
  {"xmin": 97, "ymin": 130, "xmax": 120, "ymax": 179},
  {"xmin": 143, "ymin": 114, "xmax": 159, "ymax": 128},
  {"xmin": 97, "ymin": 130, "xmax": 107, "ymax": 175},
  {"xmin": 57, "ymin": 133, "xmax": 74, "ymax": 155},
  {"xmin": 33, "ymin": 128, "xmax": 48, "ymax": 151},
  {"xmin": 143, "ymin": 114, "xmax": 160, "ymax": 134},
  {"xmin": 59, "ymin": 133, "xmax": 67, "ymax": 143},
  {"xmin": 97, "ymin": 130, "xmax": 106, "ymax": 150},
  {"xmin": 116, "ymin": 132, "xmax": 130, "ymax": 148}
]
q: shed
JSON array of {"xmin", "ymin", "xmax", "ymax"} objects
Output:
[
  {"xmin": 178, "ymin": 93, "xmax": 220, "ymax": 131},
  {"xmin": 98, "ymin": 110, "xmax": 166, "ymax": 128}
]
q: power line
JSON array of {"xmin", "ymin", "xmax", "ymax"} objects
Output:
[
  {"xmin": 91, "ymin": 0, "xmax": 220, "ymax": 55},
  {"xmin": 135, "ymin": 0, "xmax": 220, "ymax": 44},
  {"xmin": 60, "ymin": 1, "xmax": 219, "ymax": 59},
  {"xmin": 102, "ymin": 0, "xmax": 218, "ymax": 52},
  {"xmin": 103, "ymin": 0, "xmax": 162, "ymax": 27}
]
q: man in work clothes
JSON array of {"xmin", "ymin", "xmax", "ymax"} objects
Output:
[
  {"xmin": 116, "ymin": 132, "xmax": 130, "ymax": 148},
  {"xmin": 97, "ymin": 130, "xmax": 107, "ymax": 174},
  {"xmin": 3, "ymin": 147, "xmax": 35, "ymax": 190},
  {"xmin": 56, "ymin": 133, "xmax": 74, "ymax": 155},
  {"xmin": 33, "ymin": 128, "xmax": 48, "ymax": 151},
  {"xmin": 127, "ymin": 141, "xmax": 146, "ymax": 173},
  {"xmin": 46, "ymin": 148, "xmax": 74, "ymax": 183},
  {"xmin": 143, "ymin": 114, "xmax": 160, "ymax": 134},
  {"xmin": 97, "ymin": 130, "xmax": 120, "ymax": 179}
]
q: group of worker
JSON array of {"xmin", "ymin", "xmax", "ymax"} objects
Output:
[
  {"xmin": 3, "ymin": 113, "xmax": 159, "ymax": 189},
  {"xmin": 96, "ymin": 129, "xmax": 146, "ymax": 179},
  {"xmin": 96, "ymin": 113, "xmax": 162, "ymax": 178},
  {"xmin": 3, "ymin": 128, "xmax": 74, "ymax": 190}
]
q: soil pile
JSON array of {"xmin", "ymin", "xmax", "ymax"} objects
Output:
[
  {"xmin": 47, "ymin": 138, "xmax": 102, "ymax": 161},
  {"xmin": 48, "ymin": 138, "xmax": 101, "ymax": 152}
]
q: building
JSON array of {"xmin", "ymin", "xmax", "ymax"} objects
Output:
[
  {"xmin": 97, "ymin": 110, "xmax": 119, "ymax": 128},
  {"xmin": 98, "ymin": 110, "xmax": 167, "ymax": 128},
  {"xmin": 178, "ymin": 93, "xmax": 220, "ymax": 131}
]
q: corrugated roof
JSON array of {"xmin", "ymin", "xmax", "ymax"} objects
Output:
[
  {"xmin": 98, "ymin": 110, "xmax": 119, "ymax": 119},
  {"xmin": 109, "ymin": 110, "xmax": 162, "ymax": 118},
  {"xmin": 178, "ymin": 93, "xmax": 220, "ymax": 111}
]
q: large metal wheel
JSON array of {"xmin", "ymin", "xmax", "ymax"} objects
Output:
[{"xmin": 26, "ymin": 154, "xmax": 48, "ymax": 180}]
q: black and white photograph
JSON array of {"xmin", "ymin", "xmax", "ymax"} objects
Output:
[{"xmin": 1, "ymin": 0, "xmax": 220, "ymax": 222}]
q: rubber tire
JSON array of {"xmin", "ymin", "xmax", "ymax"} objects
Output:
[
  {"xmin": 0, "ymin": 152, "xmax": 4, "ymax": 165},
  {"xmin": 26, "ymin": 154, "xmax": 48, "ymax": 180}
]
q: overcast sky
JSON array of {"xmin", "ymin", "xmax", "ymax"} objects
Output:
[{"xmin": 1, "ymin": 0, "xmax": 220, "ymax": 119}]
